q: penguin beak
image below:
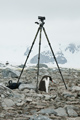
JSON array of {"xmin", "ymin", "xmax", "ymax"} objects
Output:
[{"xmin": 52, "ymin": 80, "xmax": 56, "ymax": 83}]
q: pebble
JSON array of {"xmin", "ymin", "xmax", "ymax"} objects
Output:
[{"xmin": 0, "ymin": 65, "xmax": 80, "ymax": 120}]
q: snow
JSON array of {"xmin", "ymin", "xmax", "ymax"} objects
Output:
[{"xmin": 0, "ymin": 43, "xmax": 80, "ymax": 69}]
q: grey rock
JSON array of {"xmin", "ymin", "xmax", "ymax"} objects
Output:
[
  {"xmin": 62, "ymin": 91, "xmax": 74, "ymax": 98},
  {"xmin": 26, "ymin": 98, "xmax": 33, "ymax": 102},
  {"xmin": 65, "ymin": 105, "xmax": 76, "ymax": 110},
  {"xmin": 44, "ymin": 94, "xmax": 55, "ymax": 100},
  {"xmin": 39, "ymin": 69, "xmax": 49, "ymax": 76},
  {"xmin": 29, "ymin": 114, "xmax": 52, "ymax": 120},
  {"xmin": 28, "ymin": 93, "xmax": 44, "ymax": 99},
  {"xmin": 18, "ymin": 64, "xmax": 25, "ymax": 68},
  {"xmin": 55, "ymin": 107, "xmax": 68, "ymax": 117},
  {"xmin": 66, "ymin": 106, "xmax": 78, "ymax": 117},
  {"xmin": 68, "ymin": 109, "xmax": 78, "ymax": 117},
  {"xmin": 72, "ymin": 86, "xmax": 80, "ymax": 91},
  {"xmin": 16, "ymin": 101, "xmax": 25, "ymax": 107},
  {"xmin": 19, "ymin": 83, "xmax": 36, "ymax": 90},
  {"xmin": 26, "ymin": 68, "xmax": 36, "ymax": 72},
  {"xmin": 0, "ymin": 66, "xmax": 80, "ymax": 119},
  {"xmin": 30, "ymin": 109, "xmax": 37, "ymax": 114},
  {"xmin": 0, "ymin": 113, "xmax": 5, "ymax": 118},
  {"xmin": 2, "ymin": 98, "xmax": 15, "ymax": 108},
  {"xmin": 39, "ymin": 108, "xmax": 57, "ymax": 115},
  {"xmin": 36, "ymin": 64, "xmax": 48, "ymax": 68},
  {"xmin": 2, "ymin": 68, "xmax": 20, "ymax": 78},
  {"xmin": 0, "ymin": 84, "xmax": 14, "ymax": 97},
  {"xmin": 13, "ymin": 92, "xmax": 25, "ymax": 100}
]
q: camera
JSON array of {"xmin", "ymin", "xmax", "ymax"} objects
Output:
[{"xmin": 38, "ymin": 16, "xmax": 45, "ymax": 22}]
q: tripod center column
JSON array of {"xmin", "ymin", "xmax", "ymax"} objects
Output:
[{"xmin": 36, "ymin": 26, "xmax": 42, "ymax": 93}]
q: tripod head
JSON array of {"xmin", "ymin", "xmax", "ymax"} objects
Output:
[
  {"xmin": 35, "ymin": 16, "xmax": 46, "ymax": 27},
  {"xmin": 38, "ymin": 16, "xmax": 45, "ymax": 23}
]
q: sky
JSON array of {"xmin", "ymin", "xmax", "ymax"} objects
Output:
[{"xmin": 0, "ymin": 0, "xmax": 80, "ymax": 65}]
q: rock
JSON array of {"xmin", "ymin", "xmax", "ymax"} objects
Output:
[
  {"xmin": 18, "ymin": 64, "xmax": 25, "ymax": 68},
  {"xmin": 36, "ymin": 64, "xmax": 48, "ymax": 68},
  {"xmin": 26, "ymin": 68, "xmax": 36, "ymax": 73},
  {"xmin": 44, "ymin": 94, "xmax": 56, "ymax": 100},
  {"xmin": 39, "ymin": 108, "xmax": 57, "ymax": 115},
  {"xmin": 44, "ymin": 95, "xmax": 52, "ymax": 100},
  {"xmin": 16, "ymin": 101, "xmax": 25, "ymax": 107},
  {"xmin": 26, "ymin": 98, "xmax": 33, "ymax": 102},
  {"xmin": 62, "ymin": 91, "xmax": 75, "ymax": 98},
  {"xmin": 13, "ymin": 92, "xmax": 25, "ymax": 100},
  {"xmin": 30, "ymin": 109, "xmax": 37, "ymax": 114},
  {"xmin": 2, "ymin": 98, "xmax": 15, "ymax": 108},
  {"xmin": 67, "ymin": 108, "xmax": 78, "ymax": 117},
  {"xmin": 33, "ymin": 94, "xmax": 43, "ymax": 98},
  {"xmin": 29, "ymin": 89, "xmax": 36, "ymax": 93},
  {"xmin": 2, "ymin": 68, "xmax": 20, "ymax": 78},
  {"xmin": 0, "ymin": 66, "xmax": 80, "ymax": 120},
  {"xmin": 29, "ymin": 114, "xmax": 52, "ymax": 120},
  {"xmin": 55, "ymin": 107, "xmax": 68, "ymax": 117},
  {"xmin": 66, "ymin": 106, "xmax": 78, "ymax": 117},
  {"xmin": 72, "ymin": 86, "xmax": 80, "ymax": 92},
  {"xmin": 35, "ymin": 105, "xmax": 45, "ymax": 109},
  {"xmin": 25, "ymin": 93, "xmax": 44, "ymax": 99},
  {"xmin": 67, "ymin": 117, "xmax": 80, "ymax": 120},
  {"xmin": 0, "ymin": 84, "xmax": 14, "ymax": 97},
  {"xmin": 0, "ymin": 113, "xmax": 5, "ymax": 118},
  {"xmin": 19, "ymin": 83, "xmax": 36, "ymax": 90},
  {"xmin": 39, "ymin": 107, "xmax": 68, "ymax": 117}
]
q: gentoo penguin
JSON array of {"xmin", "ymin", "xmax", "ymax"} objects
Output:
[{"xmin": 39, "ymin": 75, "xmax": 53, "ymax": 93}]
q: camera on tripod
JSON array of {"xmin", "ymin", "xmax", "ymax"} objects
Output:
[{"xmin": 38, "ymin": 16, "xmax": 45, "ymax": 22}]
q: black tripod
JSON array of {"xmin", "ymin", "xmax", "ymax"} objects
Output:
[{"xmin": 17, "ymin": 16, "xmax": 67, "ymax": 92}]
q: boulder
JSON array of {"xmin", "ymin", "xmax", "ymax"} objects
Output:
[
  {"xmin": 67, "ymin": 108, "xmax": 78, "ymax": 117},
  {"xmin": 39, "ymin": 108, "xmax": 57, "ymax": 115},
  {"xmin": 36, "ymin": 64, "xmax": 48, "ymax": 68},
  {"xmin": 29, "ymin": 114, "xmax": 52, "ymax": 120},
  {"xmin": 2, "ymin": 68, "xmax": 20, "ymax": 78},
  {"xmin": 0, "ymin": 84, "xmax": 14, "ymax": 97},
  {"xmin": 2, "ymin": 98, "xmax": 15, "ymax": 108},
  {"xmin": 19, "ymin": 83, "xmax": 36, "ymax": 90},
  {"xmin": 66, "ymin": 106, "xmax": 78, "ymax": 117},
  {"xmin": 72, "ymin": 86, "xmax": 80, "ymax": 92},
  {"xmin": 16, "ymin": 101, "xmax": 25, "ymax": 107},
  {"xmin": 44, "ymin": 94, "xmax": 56, "ymax": 100},
  {"xmin": 55, "ymin": 107, "xmax": 68, "ymax": 117}
]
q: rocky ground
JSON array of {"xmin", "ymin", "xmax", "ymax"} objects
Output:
[{"xmin": 0, "ymin": 64, "xmax": 80, "ymax": 120}]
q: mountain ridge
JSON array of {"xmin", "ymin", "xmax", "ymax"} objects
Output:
[{"xmin": 24, "ymin": 43, "xmax": 80, "ymax": 68}]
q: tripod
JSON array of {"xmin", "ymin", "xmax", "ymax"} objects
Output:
[{"xmin": 17, "ymin": 16, "xmax": 67, "ymax": 92}]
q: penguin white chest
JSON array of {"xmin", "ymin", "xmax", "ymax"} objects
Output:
[{"xmin": 45, "ymin": 77, "xmax": 49, "ymax": 93}]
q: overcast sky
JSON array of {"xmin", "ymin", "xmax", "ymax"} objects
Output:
[
  {"xmin": 0, "ymin": 0, "xmax": 80, "ymax": 64},
  {"xmin": 0, "ymin": 0, "xmax": 80, "ymax": 46}
]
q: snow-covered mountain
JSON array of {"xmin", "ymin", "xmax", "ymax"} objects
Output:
[
  {"xmin": 0, "ymin": 43, "xmax": 80, "ymax": 68},
  {"xmin": 24, "ymin": 43, "xmax": 80, "ymax": 68},
  {"xmin": 30, "ymin": 51, "xmax": 67, "ymax": 64}
]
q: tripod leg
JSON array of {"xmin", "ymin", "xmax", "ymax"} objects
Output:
[
  {"xmin": 43, "ymin": 27, "xmax": 67, "ymax": 89},
  {"xmin": 17, "ymin": 27, "xmax": 40, "ymax": 83},
  {"xmin": 36, "ymin": 28, "xmax": 42, "ymax": 93}
]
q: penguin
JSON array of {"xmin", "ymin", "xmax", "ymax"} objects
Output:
[{"xmin": 39, "ymin": 75, "xmax": 53, "ymax": 93}]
